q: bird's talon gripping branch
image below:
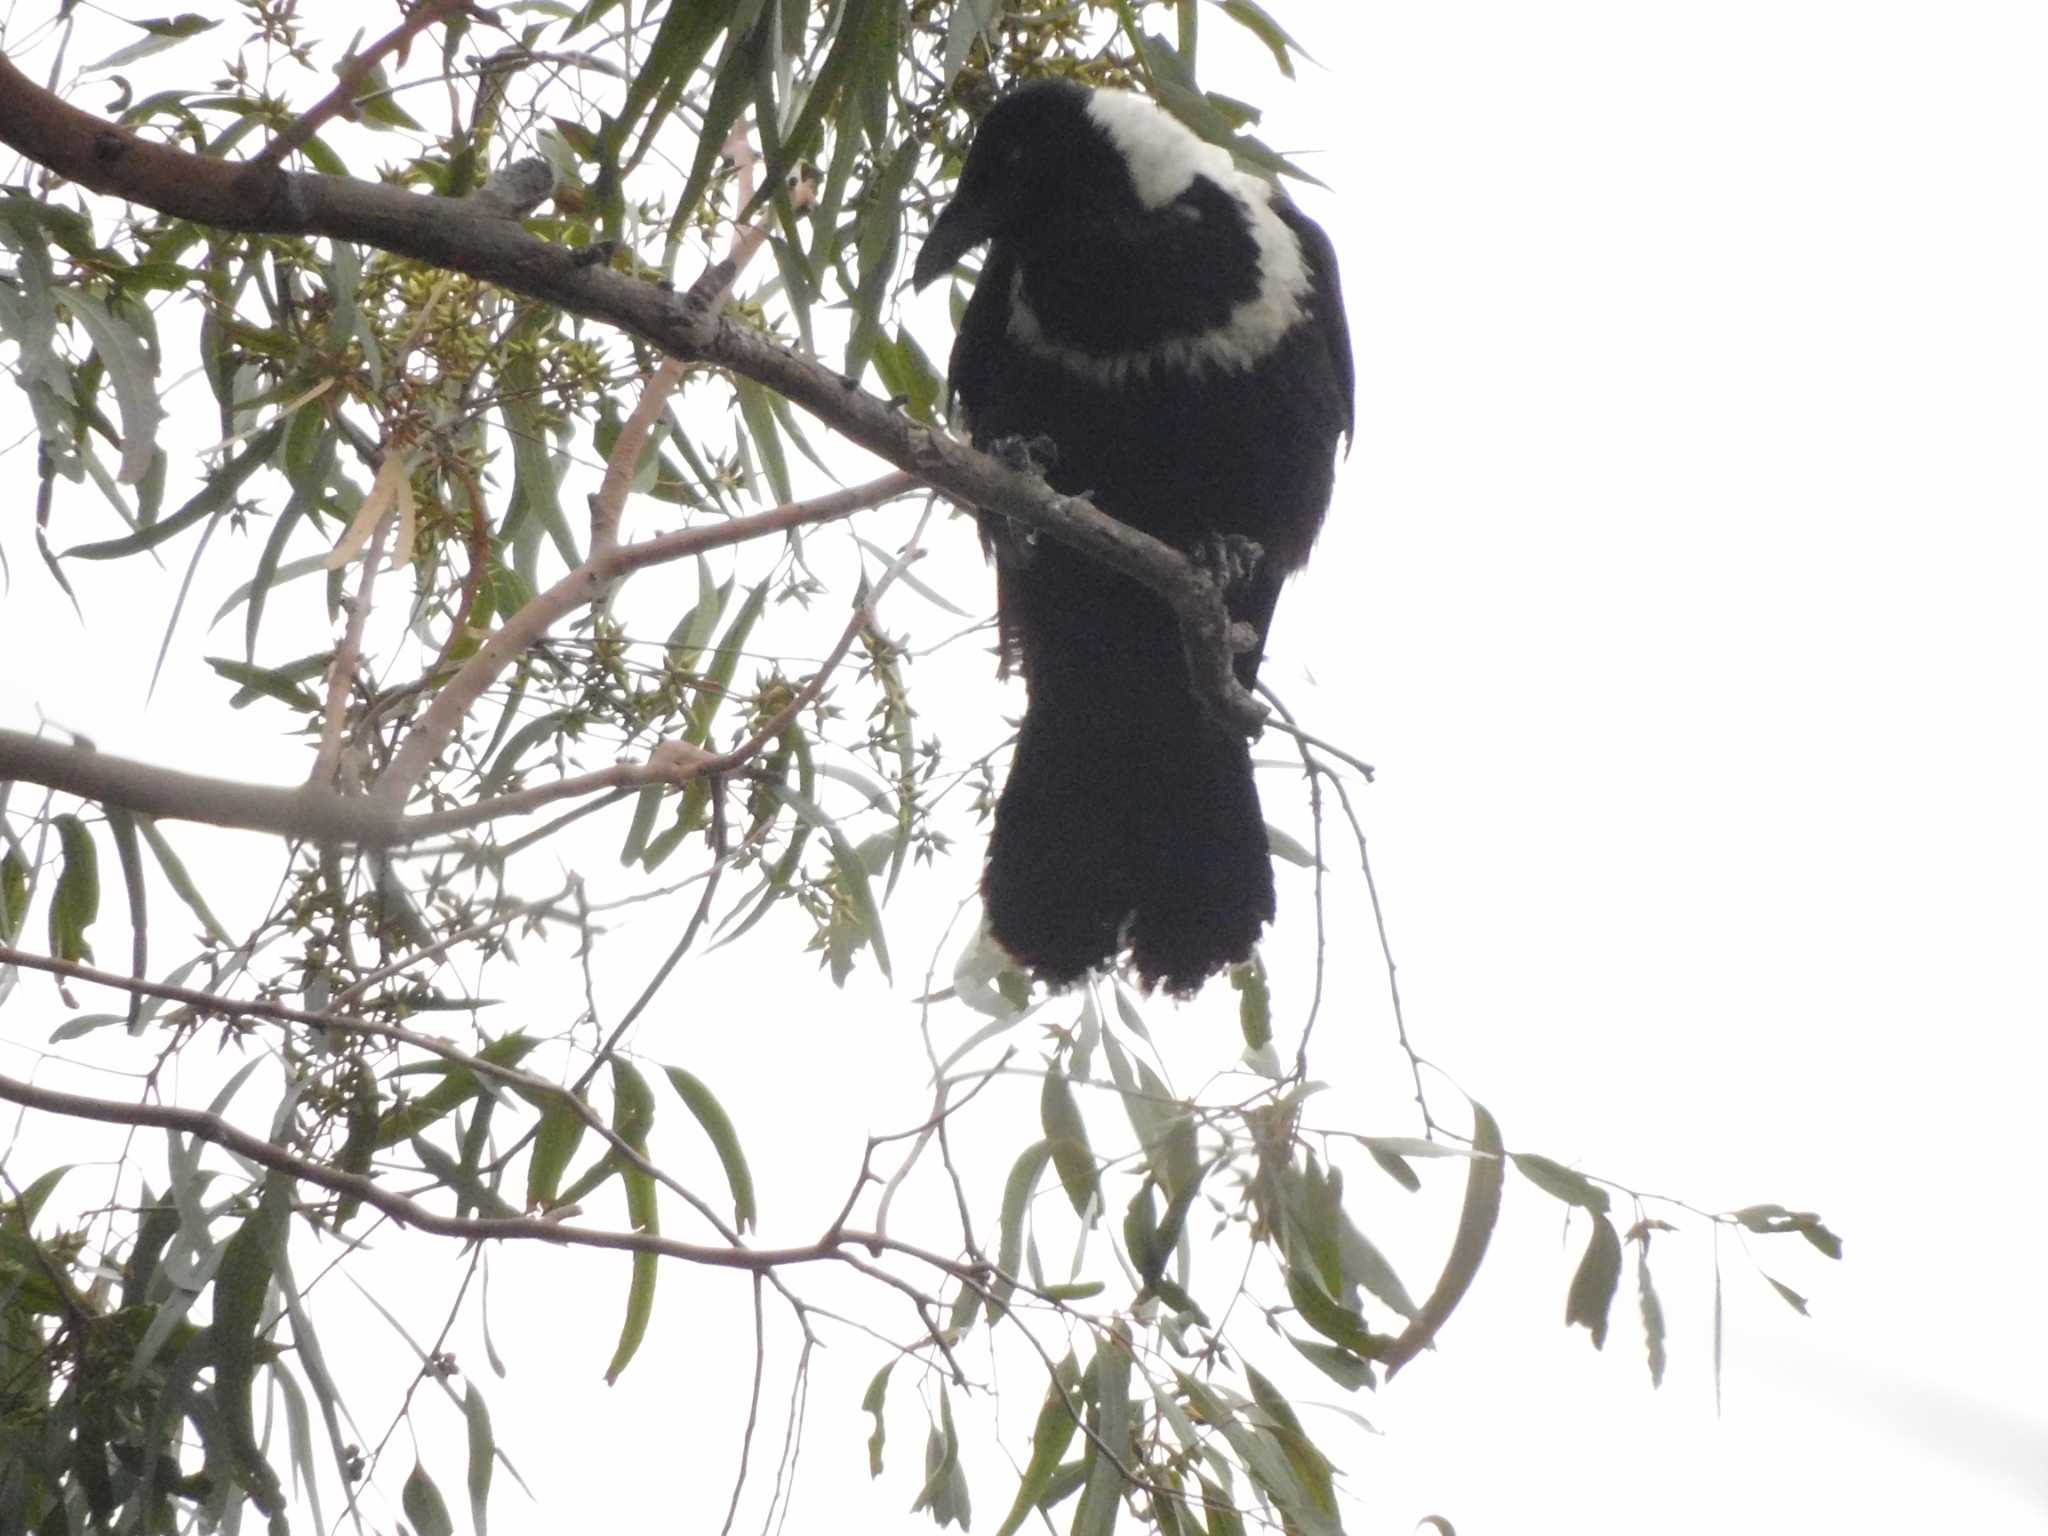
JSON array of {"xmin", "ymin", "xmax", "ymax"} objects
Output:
[
  {"xmin": 1193, "ymin": 532, "xmax": 1266, "ymax": 601},
  {"xmin": 985, "ymin": 432, "xmax": 1061, "ymax": 476}
]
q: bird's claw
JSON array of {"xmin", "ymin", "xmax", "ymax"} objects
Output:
[
  {"xmin": 1193, "ymin": 533, "xmax": 1264, "ymax": 598},
  {"xmin": 986, "ymin": 433, "xmax": 1061, "ymax": 476}
]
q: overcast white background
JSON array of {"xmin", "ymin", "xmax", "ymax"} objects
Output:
[{"xmin": 3, "ymin": 3, "xmax": 2045, "ymax": 1533}]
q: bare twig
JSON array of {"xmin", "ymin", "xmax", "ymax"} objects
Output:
[
  {"xmin": 0, "ymin": 475, "xmax": 918, "ymax": 845},
  {"xmin": 374, "ymin": 469, "xmax": 918, "ymax": 805},
  {"xmin": 313, "ymin": 496, "xmax": 398, "ymax": 791},
  {"xmin": 590, "ymin": 357, "xmax": 686, "ymax": 554},
  {"xmin": 0, "ymin": 944, "xmax": 735, "ymax": 1241},
  {"xmin": 245, "ymin": 0, "xmax": 475, "ymax": 174}
]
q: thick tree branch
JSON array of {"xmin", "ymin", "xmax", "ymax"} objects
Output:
[{"xmin": 0, "ymin": 52, "xmax": 1263, "ymax": 732}]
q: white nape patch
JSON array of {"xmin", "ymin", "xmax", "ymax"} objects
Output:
[
  {"xmin": 1007, "ymin": 90, "xmax": 1311, "ymax": 384},
  {"xmin": 1084, "ymin": 90, "xmax": 1238, "ymax": 210}
]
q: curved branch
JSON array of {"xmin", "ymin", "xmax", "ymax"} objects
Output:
[
  {"xmin": 0, "ymin": 1066, "xmax": 992, "ymax": 1288},
  {"xmin": 0, "ymin": 53, "xmax": 1263, "ymax": 733},
  {"xmin": 0, "ymin": 474, "xmax": 916, "ymax": 844}
]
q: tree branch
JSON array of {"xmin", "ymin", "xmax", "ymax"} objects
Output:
[
  {"xmin": 244, "ymin": 0, "xmax": 477, "ymax": 174},
  {"xmin": 0, "ymin": 52, "xmax": 1263, "ymax": 733},
  {"xmin": 0, "ymin": 474, "xmax": 916, "ymax": 843},
  {"xmin": 0, "ymin": 1066, "xmax": 982, "ymax": 1283}
]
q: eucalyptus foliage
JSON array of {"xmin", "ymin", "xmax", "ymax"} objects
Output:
[{"xmin": 0, "ymin": 5, "xmax": 1835, "ymax": 1534}]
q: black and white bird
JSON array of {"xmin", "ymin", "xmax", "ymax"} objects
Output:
[{"xmin": 912, "ymin": 80, "xmax": 1352, "ymax": 995}]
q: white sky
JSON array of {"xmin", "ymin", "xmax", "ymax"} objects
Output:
[{"xmin": 3, "ymin": 3, "xmax": 2045, "ymax": 1534}]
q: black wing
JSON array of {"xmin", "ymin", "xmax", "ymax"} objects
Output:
[
  {"xmin": 944, "ymin": 242, "xmax": 1017, "ymax": 442},
  {"xmin": 1274, "ymin": 198, "xmax": 1354, "ymax": 446}
]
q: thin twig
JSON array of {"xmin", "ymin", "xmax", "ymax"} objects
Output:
[
  {"xmin": 313, "ymin": 499, "xmax": 398, "ymax": 790},
  {"xmin": 245, "ymin": 0, "xmax": 475, "ymax": 174}
]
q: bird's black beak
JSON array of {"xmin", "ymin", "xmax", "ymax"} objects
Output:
[{"xmin": 912, "ymin": 191, "xmax": 998, "ymax": 290}]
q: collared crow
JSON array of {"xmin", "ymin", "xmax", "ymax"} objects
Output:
[{"xmin": 912, "ymin": 80, "xmax": 1352, "ymax": 995}]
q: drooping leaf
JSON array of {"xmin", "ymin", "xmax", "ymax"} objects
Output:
[
  {"xmin": 604, "ymin": 1061, "xmax": 660, "ymax": 1383},
  {"xmin": 995, "ymin": 1139, "xmax": 1054, "ymax": 1308},
  {"xmin": 663, "ymin": 1065, "xmax": 757, "ymax": 1232},
  {"xmin": 403, "ymin": 1461, "xmax": 456, "ymax": 1536},
  {"xmin": 1637, "ymin": 1250, "xmax": 1668, "ymax": 1387},
  {"xmin": 47, "ymin": 813, "xmax": 99, "ymax": 963},
  {"xmin": 1565, "ymin": 1212, "xmax": 1623, "ymax": 1349},
  {"xmin": 463, "ymin": 1385, "xmax": 495, "ymax": 1536},
  {"xmin": 1763, "ymin": 1273, "xmax": 1810, "ymax": 1316},
  {"xmin": 992, "ymin": 1354, "xmax": 1082, "ymax": 1536},
  {"xmin": 1039, "ymin": 1067, "xmax": 1099, "ymax": 1221},
  {"xmin": 862, "ymin": 1360, "xmax": 893, "ymax": 1477},
  {"xmin": 1384, "ymin": 1101, "xmax": 1505, "ymax": 1376}
]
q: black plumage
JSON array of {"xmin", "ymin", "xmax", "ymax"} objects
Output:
[{"xmin": 912, "ymin": 80, "xmax": 1353, "ymax": 995}]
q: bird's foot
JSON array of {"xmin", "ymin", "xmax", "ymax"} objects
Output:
[
  {"xmin": 985, "ymin": 432, "xmax": 1061, "ymax": 476},
  {"xmin": 1192, "ymin": 532, "xmax": 1265, "ymax": 598}
]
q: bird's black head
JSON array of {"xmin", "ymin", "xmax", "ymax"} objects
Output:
[{"xmin": 911, "ymin": 80, "xmax": 1139, "ymax": 290}]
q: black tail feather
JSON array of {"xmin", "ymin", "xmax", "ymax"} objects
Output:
[{"xmin": 983, "ymin": 642, "xmax": 1272, "ymax": 995}]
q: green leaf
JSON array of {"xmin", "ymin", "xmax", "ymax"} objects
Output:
[
  {"xmin": 1285, "ymin": 1261, "xmax": 1381, "ymax": 1361},
  {"xmin": 211, "ymin": 1172, "xmax": 291, "ymax": 1514},
  {"xmin": 1364, "ymin": 1139, "xmax": 1420, "ymax": 1192},
  {"xmin": 942, "ymin": 0, "xmax": 1004, "ymax": 84},
  {"xmin": 910, "ymin": 1383, "xmax": 971, "ymax": 1529},
  {"xmin": 1565, "ymin": 1212, "xmax": 1623, "ymax": 1348},
  {"xmin": 761, "ymin": 781, "xmax": 893, "ymax": 982},
  {"xmin": 1039, "ymin": 1067, "xmax": 1098, "ymax": 1220},
  {"xmin": 58, "ymin": 286, "xmax": 164, "ymax": 485},
  {"xmin": 524, "ymin": 1099, "xmax": 587, "ymax": 1211},
  {"xmin": 137, "ymin": 816, "xmax": 230, "ymax": 943},
  {"xmin": 1286, "ymin": 1332, "xmax": 1374, "ymax": 1391},
  {"xmin": 993, "ymin": 1355, "xmax": 1083, "ymax": 1536},
  {"xmin": 85, "ymin": 13, "xmax": 220, "ymax": 72},
  {"xmin": 1214, "ymin": 0, "xmax": 1306, "ymax": 78},
  {"xmin": 1, "ymin": 847, "xmax": 28, "ymax": 943},
  {"xmin": 463, "ymin": 1385, "xmax": 495, "ymax": 1536},
  {"xmin": 1337, "ymin": 1209, "xmax": 1419, "ymax": 1320},
  {"xmin": 205, "ymin": 655, "xmax": 323, "ymax": 712},
  {"xmin": 1201, "ymin": 1476, "xmax": 1247, "ymax": 1536},
  {"xmin": 1072, "ymin": 1334, "xmax": 1132, "ymax": 1536},
  {"xmin": 845, "ymin": 139, "xmax": 920, "ymax": 379},
  {"xmin": 604, "ymin": 1166, "xmax": 658, "ymax": 1383},
  {"xmin": 1231, "ymin": 952, "xmax": 1271, "ymax": 1049},
  {"xmin": 47, "ymin": 813, "xmax": 99, "ymax": 963},
  {"xmin": 734, "ymin": 376, "xmax": 793, "ymax": 506},
  {"xmin": 68, "ymin": 421, "xmax": 282, "ymax": 560},
  {"xmin": 690, "ymin": 578, "xmax": 769, "ymax": 744},
  {"xmin": 403, "ymin": 1461, "xmax": 456, "ymax": 1536},
  {"xmin": 1512, "ymin": 1152, "xmax": 1611, "ymax": 1214},
  {"xmin": 604, "ymin": 1062, "xmax": 659, "ymax": 1383},
  {"xmin": 1763, "ymin": 1273, "xmax": 1810, "ymax": 1316},
  {"xmin": 1730, "ymin": 1203, "xmax": 1843, "ymax": 1259},
  {"xmin": 994, "ymin": 1139, "xmax": 1053, "ymax": 1308},
  {"xmin": 1637, "ymin": 1251, "xmax": 1667, "ymax": 1387},
  {"xmin": 662, "ymin": 1066, "xmax": 757, "ymax": 1232},
  {"xmin": 862, "ymin": 1361, "xmax": 893, "ymax": 1477},
  {"xmin": 1384, "ymin": 1101, "xmax": 1505, "ymax": 1376},
  {"xmin": 1244, "ymin": 1365, "xmax": 1340, "ymax": 1528},
  {"xmin": 374, "ymin": 1034, "xmax": 539, "ymax": 1149}
]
